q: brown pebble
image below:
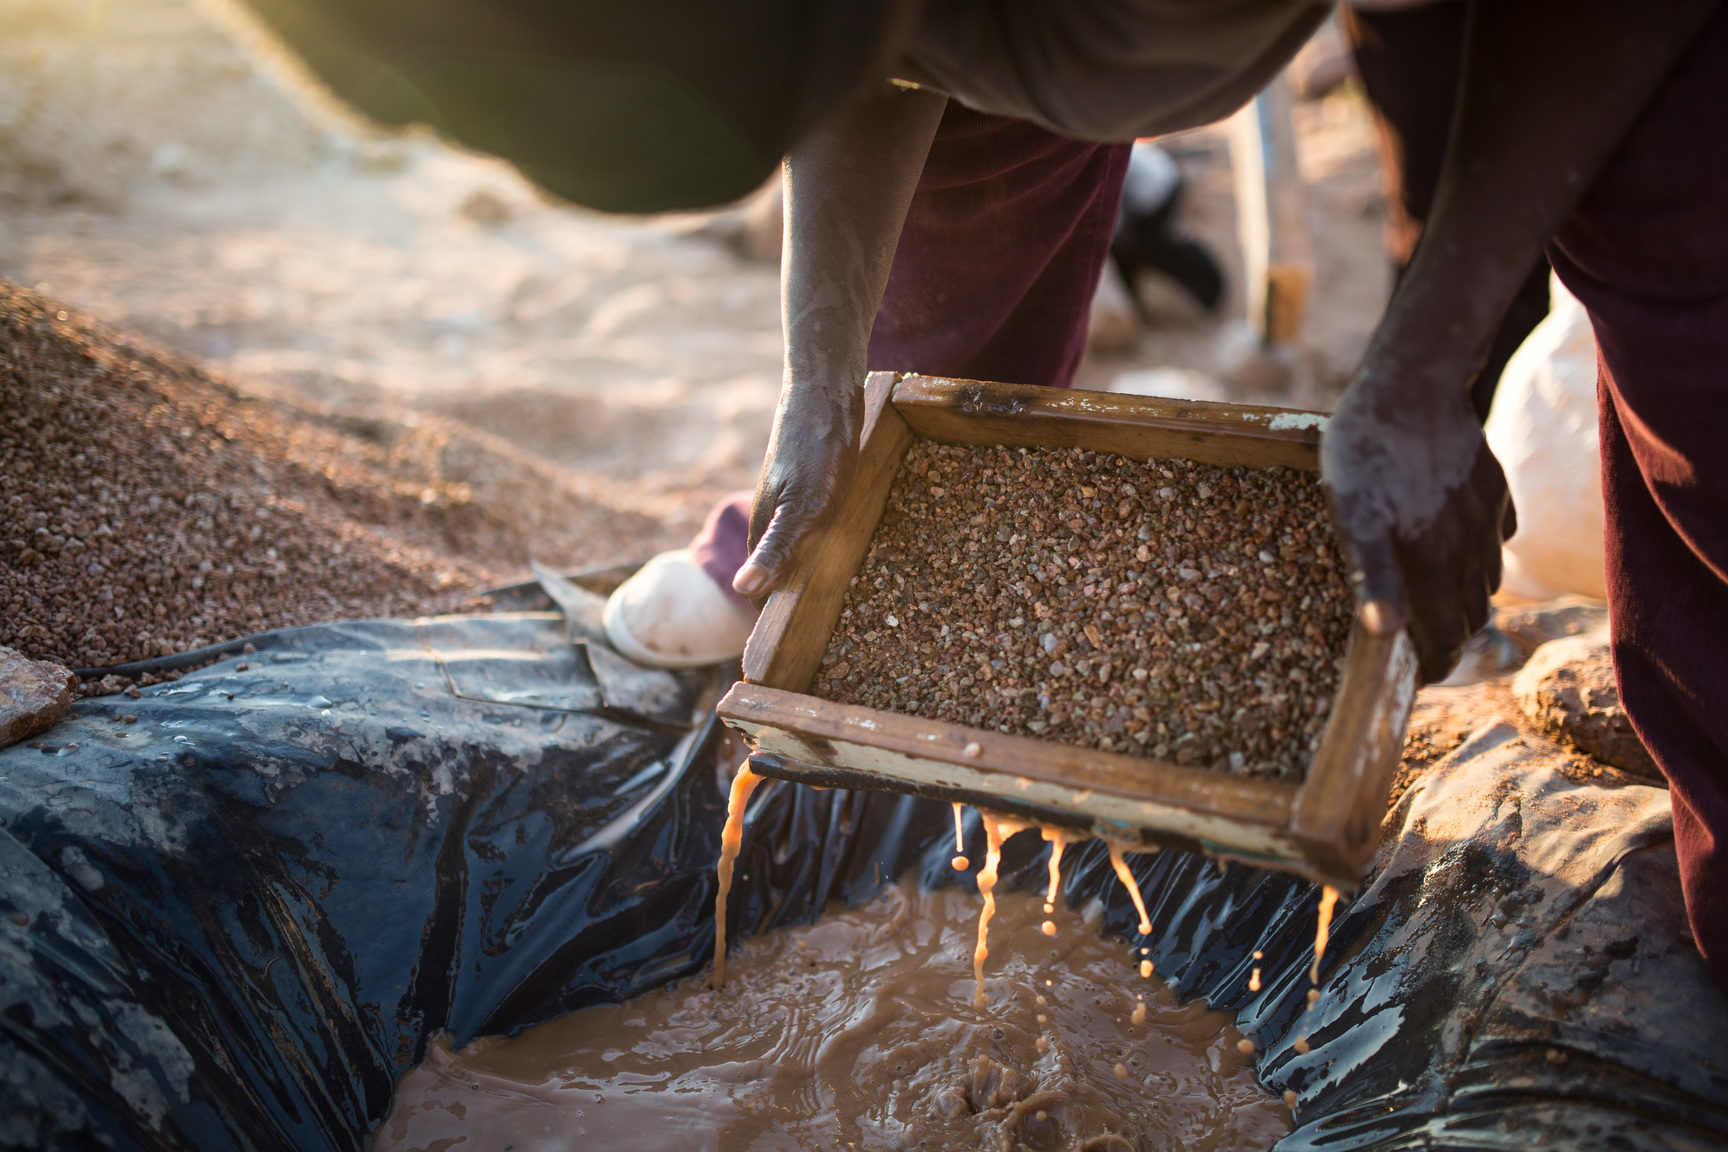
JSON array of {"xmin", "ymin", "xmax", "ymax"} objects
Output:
[
  {"xmin": 1236, "ymin": 1038, "xmax": 1256, "ymax": 1055},
  {"xmin": 235, "ymin": 663, "xmax": 249, "ymax": 672},
  {"xmin": 1283, "ymin": 1089, "xmax": 1297, "ymax": 1107},
  {"xmin": 0, "ymin": 647, "xmax": 75, "ymax": 747},
  {"xmin": 1113, "ymin": 1063, "xmax": 1128, "ymax": 1081}
]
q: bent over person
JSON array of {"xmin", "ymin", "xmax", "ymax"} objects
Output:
[{"xmin": 242, "ymin": 0, "xmax": 1728, "ymax": 989}]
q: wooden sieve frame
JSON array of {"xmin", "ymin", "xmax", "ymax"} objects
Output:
[{"xmin": 716, "ymin": 374, "xmax": 1418, "ymax": 889}]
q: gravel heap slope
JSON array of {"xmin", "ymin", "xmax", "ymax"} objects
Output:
[{"xmin": 0, "ymin": 281, "xmax": 664, "ymax": 669}]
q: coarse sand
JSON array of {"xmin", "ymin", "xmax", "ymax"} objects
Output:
[
  {"xmin": 813, "ymin": 442, "xmax": 1354, "ymax": 779},
  {"xmin": 0, "ymin": 280, "xmax": 672, "ymax": 674}
]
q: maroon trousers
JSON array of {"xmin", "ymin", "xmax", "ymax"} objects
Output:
[
  {"xmin": 1548, "ymin": 4, "xmax": 1728, "ymax": 989},
  {"xmin": 867, "ymin": 101, "xmax": 1132, "ymax": 389}
]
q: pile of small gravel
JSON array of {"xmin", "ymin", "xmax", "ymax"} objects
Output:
[
  {"xmin": 809, "ymin": 442, "xmax": 1355, "ymax": 780},
  {"xmin": 0, "ymin": 282, "xmax": 667, "ymax": 673}
]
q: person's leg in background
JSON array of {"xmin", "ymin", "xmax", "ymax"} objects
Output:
[
  {"xmin": 614, "ymin": 107, "xmax": 1132, "ymax": 664},
  {"xmin": 1110, "ymin": 142, "xmax": 1226, "ymax": 319},
  {"xmin": 1548, "ymin": 3, "xmax": 1728, "ymax": 991},
  {"xmin": 1343, "ymin": 1, "xmax": 1550, "ymax": 422}
]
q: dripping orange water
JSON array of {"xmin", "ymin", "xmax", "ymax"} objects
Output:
[
  {"xmin": 1310, "ymin": 886, "xmax": 1340, "ymax": 986},
  {"xmin": 711, "ymin": 764, "xmax": 762, "ymax": 989},
  {"xmin": 971, "ymin": 819, "xmax": 1005, "ymax": 1007},
  {"xmin": 1041, "ymin": 825, "xmax": 1067, "ymax": 913},
  {"xmin": 1107, "ymin": 841, "xmax": 1153, "ymax": 936}
]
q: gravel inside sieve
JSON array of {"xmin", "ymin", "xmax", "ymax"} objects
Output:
[{"xmin": 809, "ymin": 442, "xmax": 1355, "ymax": 781}]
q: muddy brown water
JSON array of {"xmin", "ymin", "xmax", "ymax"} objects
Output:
[{"xmin": 372, "ymin": 878, "xmax": 1291, "ymax": 1152}]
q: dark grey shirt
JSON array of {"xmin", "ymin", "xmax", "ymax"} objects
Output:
[{"xmin": 897, "ymin": 0, "xmax": 1331, "ymax": 140}]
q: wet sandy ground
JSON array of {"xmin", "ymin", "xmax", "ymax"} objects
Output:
[{"xmin": 372, "ymin": 878, "xmax": 1290, "ymax": 1152}]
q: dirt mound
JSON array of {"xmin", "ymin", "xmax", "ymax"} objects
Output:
[
  {"xmin": 0, "ymin": 281, "xmax": 670, "ymax": 670},
  {"xmin": 1512, "ymin": 631, "xmax": 1661, "ymax": 781}
]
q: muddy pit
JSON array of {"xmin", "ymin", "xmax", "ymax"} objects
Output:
[{"xmin": 372, "ymin": 877, "xmax": 1291, "ymax": 1152}]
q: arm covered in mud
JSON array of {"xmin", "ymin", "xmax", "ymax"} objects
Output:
[
  {"xmin": 1323, "ymin": 0, "xmax": 1718, "ymax": 684},
  {"xmin": 732, "ymin": 84, "xmax": 948, "ymax": 600}
]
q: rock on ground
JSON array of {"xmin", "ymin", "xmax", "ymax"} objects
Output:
[
  {"xmin": 1514, "ymin": 630, "xmax": 1661, "ymax": 781},
  {"xmin": 1393, "ymin": 597, "xmax": 1655, "ymax": 805},
  {"xmin": 1495, "ymin": 595, "xmax": 1609, "ymax": 658},
  {"xmin": 0, "ymin": 645, "xmax": 74, "ymax": 747}
]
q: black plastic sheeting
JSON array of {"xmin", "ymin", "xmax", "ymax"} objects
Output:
[{"xmin": 4, "ymin": 604, "xmax": 1728, "ymax": 1150}]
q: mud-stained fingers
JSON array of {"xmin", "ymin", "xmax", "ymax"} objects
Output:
[
  {"xmin": 733, "ymin": 482, "xmax": 785, "ymax": 598},
  {"xmin": 1342, "ymin": 529, "xmax": 1409, "ymax": 639},
  {"xmin": 1455, "ymin": 448, "xmax": 1514, "ymax": 632},
  {"xmin": 1397, "ymin": 497, "xmax": 1497, "ymax": 683},
  {"xmin": 745, "ymin": 481, "xmax": 779, "ymax": 557},
  {"xmin": 1453, "ymin": 475, "xmax": 1501, "ymax": 634},
  {"xmin": 1398, "ymin": 548, "xmax": 1471, "ymax": 683},
  {"xmin": 1460, "ymin": 396, "xmax": 1519, "ymax": 549},
  {"xmin": 734, "ymin": 498, "xmax": 821, "ymax": 599},
  {"xmin": 1465, "ymin": 438, "xmax": 1517, "ymax": 575},
  {"xmin": 1396, "ymin": 522, "xmax": 1469, "ymax": 682}
]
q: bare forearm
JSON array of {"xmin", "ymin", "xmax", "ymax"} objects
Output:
[
  {"xmin": 733, "ymin": 84, "xmax": 947, "ymax": 595},
  {"xmin": 1365, "ymin": 0, "xmax": 1719, "ymax": 399},
  {"xmin": 781, "ymin": 83, "xmax": 947, "ymax": 394},
  {"xmin": 1322, "ymin": 0, "xmax": 1717, "ymax": 680}
]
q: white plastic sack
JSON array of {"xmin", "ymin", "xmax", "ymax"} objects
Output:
[{"xmin": 1486, "ymin": 275, "xmax": 1606, "ymax": 601}]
